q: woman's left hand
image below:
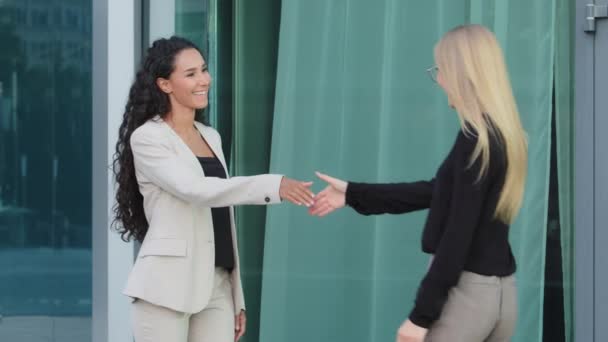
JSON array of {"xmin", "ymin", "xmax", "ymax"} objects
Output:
[
  {"xmin": 396, "ymin": 319, "xmax": 427, "ymax": 342},
  {"xmin": 235, "ymin": 310, "xmax": 247, "ymax": 341}
]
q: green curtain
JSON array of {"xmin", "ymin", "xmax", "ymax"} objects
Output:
[
  {"xmin": 259, "ymin": 1, "xmax": 555, "ymax": 341},
  {"xmin": 555, "ymin": 0, "xmax": 575, "ymax": 340},
  {"xmin": 230, "ymin": 1, "xmax": 282, "ymax": 342}
]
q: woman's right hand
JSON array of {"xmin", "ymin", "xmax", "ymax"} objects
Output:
[
  {"xmin": 309, "ymin": 171, "xmax": 348, "ymax": 217},
  {"xmin": 279, "ymin": 177, "xmax": 315, "ymax": 207}
]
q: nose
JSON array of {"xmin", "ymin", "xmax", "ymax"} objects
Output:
[{"xmin": 199, "ymin": 71, "xmax": 212, "ymax": 87}]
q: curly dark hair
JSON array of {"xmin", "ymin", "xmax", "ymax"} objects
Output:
[{"xmin": 112, "ymin": 36, "xmax": 205, "ymax": 242}]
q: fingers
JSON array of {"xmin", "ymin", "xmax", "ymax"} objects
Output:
[
  {"xmin": 235, "ymin": 312, "xmax": 246, "ymax": 341},
  {"xmin": 234, "ymin": 318, "xmax": 239, "ymax": 342},
  {"xmin": 315, "ymin": 171, "xmax": 337, "ymax": 185},
  {"xmin": 281, "ymin": 179, "xmax": 315, "ymax": 206},
  {"xmin": 300, "ymin": 181, "xmax": 315, "ymax": 200},
  {"xmin": 314, "ymin": 188, "xmax": 330, "ymax": 201},
  {"xmin": 309, "ymin": 202, "xmax": 336, "ymax": 217},
  {"xmin": 285, "ymin": 188, "xmax": 314, "ymax": 206},
  {"xmin": 280, "ymin": 174, "xmax": 346, "ymax": 211},
  {"xmin": 309, "ymin": 190, "xmax": 336, "ymax": 216},
  {"xmin": 315, "ymin": 171, "xmax": 347, "ymax": 192},
  {"xmin": 239, "ymin": 314, "xmax": 246, "ymax": 340},
  {"xmin": 313, "ymin": 201, "xmax": 336, "ymax": 216},
  {"xmin": 235, "ymin": 325, "xmax": 245, "ymax": 341},
  {"xmin": 308, "ymin": 189, "xmax": 328, "ymax": 212}
]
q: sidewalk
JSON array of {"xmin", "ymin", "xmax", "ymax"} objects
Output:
[{"xmin": 0, "ymin": 316, "xmax": 91, "ymax": 342}]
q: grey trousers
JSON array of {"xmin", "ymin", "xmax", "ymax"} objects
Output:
[
  {"xmin": 131, "ymin": 268, "xmax": 235, "ymax": 342},
  {"xmin": 425, "ymin": 271, "xmax": 517, "ymax": 342}
]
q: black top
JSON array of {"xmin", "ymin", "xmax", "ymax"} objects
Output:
[
  {"xmin": 345, "ymin": 130, "xmax": 515, "ymax": 328},
  {"xmin": 197, "ymin": 156, "xmax": 234, "ymax": 271}
]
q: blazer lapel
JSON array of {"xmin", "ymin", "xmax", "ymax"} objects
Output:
[
  {"xmin": 157, "ymin": 116, "xmax": 205, "ymax": 174},
  {"xmin": 194, "ymin": 123, "xmax": 230, "ymax": 178}
]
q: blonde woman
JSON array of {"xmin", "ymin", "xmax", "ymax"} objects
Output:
[{"xmin": 309, "ymin": 25, "xmax": 527, "ymax": 342}]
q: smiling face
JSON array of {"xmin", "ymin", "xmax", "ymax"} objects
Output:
[{"xmin": 156, "ymin": 48, "xmax": 211, "ymax": 112}]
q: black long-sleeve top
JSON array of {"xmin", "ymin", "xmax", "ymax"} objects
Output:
[{"xmin": 345, "ymin": 130, "xmax": 516, "ymax": 328}]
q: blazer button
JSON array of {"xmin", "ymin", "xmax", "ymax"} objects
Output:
[{"xmin": 265, "ymin": 196, "xmax": 270, "ymax": 203}]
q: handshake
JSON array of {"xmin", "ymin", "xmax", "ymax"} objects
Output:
[{"xmin": 279, "ymin": 172, "xmax": 346, "ymax": 217}]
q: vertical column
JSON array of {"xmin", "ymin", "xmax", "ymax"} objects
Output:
[
  {"xmin": 92, "ymin": 1, "xmax": 136, "ymax": 341},
  {"xmin": 575, "ymin": 0, "xmax": 596, "ymax": 341},
  {"xmin": 593, "ymin": 3, "xmax": 608, "ymax": 341}
]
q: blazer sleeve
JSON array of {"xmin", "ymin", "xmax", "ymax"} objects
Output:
[
  {"xmin": 344, "ymin": 180, "xmax": 435, "ymax": 215},
  {"xmin": 130, "ymin": 128, "xmax": 282, "ymax": 207}
]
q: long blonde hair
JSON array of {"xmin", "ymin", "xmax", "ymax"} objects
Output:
[{"xmin": 434, "ymin": 24, "xmax": 528, "ymax": 224}]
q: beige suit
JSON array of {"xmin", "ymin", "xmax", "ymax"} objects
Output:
[{"xmin": 122, "ymin": 116, "xmax": 282, "ymax": 315}]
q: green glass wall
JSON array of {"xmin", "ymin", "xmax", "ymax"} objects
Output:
[{"xmin": 0, "ymin": 1, "xmax": 92, "ymax": 341}]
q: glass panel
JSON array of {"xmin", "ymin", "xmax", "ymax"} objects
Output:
[
  {"xmin": 0, "ymin": 1, "xmax": 92, "ymax": 341},
  {"xmin": 146, "ymin": 0, "xmax": 222, "ymax": 147},
  {"xmin": 175, "ymin": 0, "xmax": 209, "ymax": 51},
  {"xmin": 174, "ymin": 0, "xmax": 233, "ymax": 159},
  {"xmin": 174, "ymin": 0, "xmax": 221, "ymax": 147}
]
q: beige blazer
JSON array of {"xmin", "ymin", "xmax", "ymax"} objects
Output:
[{"xmin": 122, "ymin": 116, "xmax": 282, "ymax": 314}]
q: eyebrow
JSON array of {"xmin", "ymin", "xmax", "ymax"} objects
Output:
[{"xmin": 183, "ymin": 64, "xmax": 207, "ymax": 73}]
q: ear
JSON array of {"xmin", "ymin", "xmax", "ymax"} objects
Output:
[{"xmin": 156, "ymin": 77, "xmax": 172, "ymax": 94}]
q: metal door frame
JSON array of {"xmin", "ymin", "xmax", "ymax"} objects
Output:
[{"xmin": 575, "ymin": 1, "xmax": 608, "ymax": 341}]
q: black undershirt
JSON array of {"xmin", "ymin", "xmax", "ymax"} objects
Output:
[{"xmin": 197, "ymin": 156, "xmax": 234, "ymax": 271}]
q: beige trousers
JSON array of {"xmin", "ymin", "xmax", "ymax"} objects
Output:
[
  {"xmin": 131, "ymin": 267, "xmax": 235, "ymax": 342},
  {"xmin": 425, "ymin": 271, "xmax": 517, "ymax": 342}
]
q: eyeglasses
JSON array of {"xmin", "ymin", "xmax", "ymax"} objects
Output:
[{"xmin": 426, "ymin": 66, "xmax": 438, "ymax": 83}]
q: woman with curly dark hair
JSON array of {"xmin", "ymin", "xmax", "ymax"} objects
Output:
[{"xmin": 112, "ymin": 36, "xmax": 314, "ymax": 342}]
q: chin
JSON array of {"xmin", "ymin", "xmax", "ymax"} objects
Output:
[{"xmin": 194, "ymin": 101, "xmax": 209, "ymax": 110}]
